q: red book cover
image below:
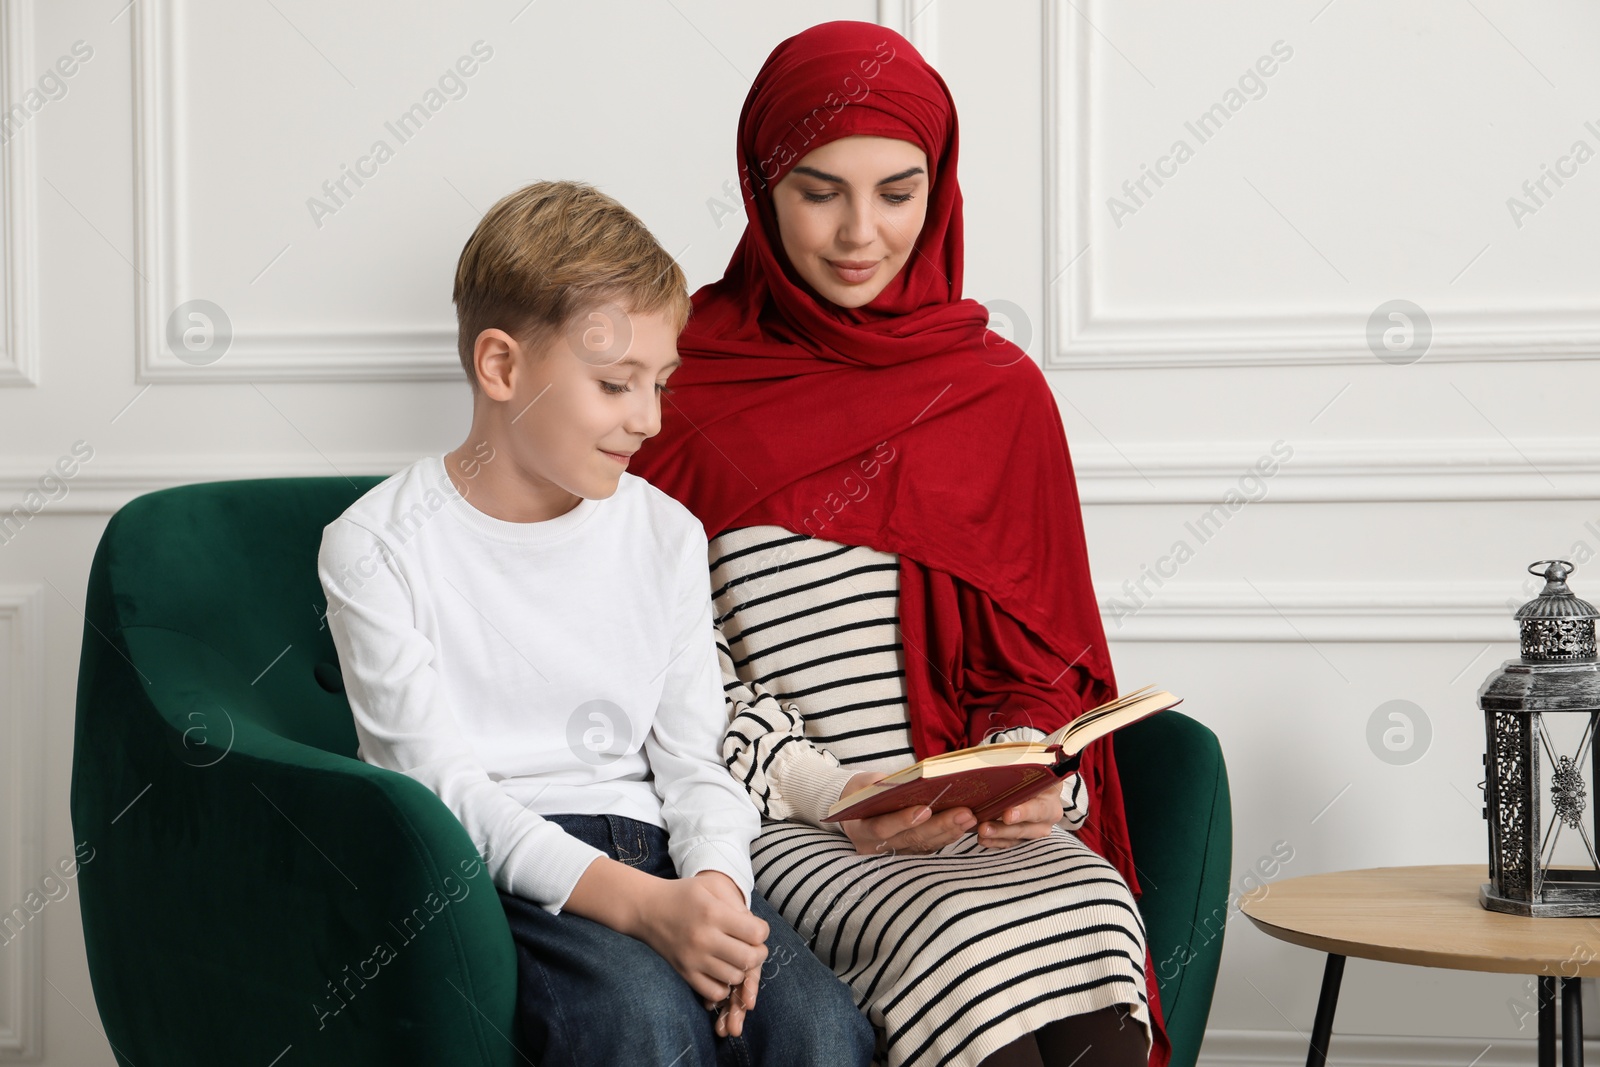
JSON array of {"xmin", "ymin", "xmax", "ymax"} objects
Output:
[{"xmin": 826, "ymin": 750, "xmax": 1083, "ymax": 824}]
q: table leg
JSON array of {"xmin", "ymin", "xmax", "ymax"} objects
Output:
[
  {"xmin": 1562, "ymin": 977, "xmax": 1583, "ymax": 1067},
  {"xmin": 1306, "ymin": 953, "xmax": 1345, "ymax": 1067},
  {"xmin": 1541, "ymin": 977, "xmax": 1557, "ymax": 1067}
]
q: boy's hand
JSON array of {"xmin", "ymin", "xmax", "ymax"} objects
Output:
[
  {"xmin": 692, "ymin": 871, "xmax": 761, "ymax": 1036},
  {"xmin": 632, "ymin": 873, "xmax": 768, "ymax": 1039},
  {"xmin": 833, "ymin": 770, "xmax": 976, "ymax": 856}
]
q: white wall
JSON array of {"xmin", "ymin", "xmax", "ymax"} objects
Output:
[{"xmin": 3, "ymin": 0, "xmax": 1599, "ymax": 1063}]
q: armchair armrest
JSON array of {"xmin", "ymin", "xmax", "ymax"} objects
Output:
[
  {"xmin": 1112, "ymin": 708, "xmax": 1232, "ymax": 1066},
  {"xmin": 72, "ymin": 624, "xmax": 526, "ymax": 1066}
]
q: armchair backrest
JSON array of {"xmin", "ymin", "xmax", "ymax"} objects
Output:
[{"xmin": 86, "ymin": 476, "xmax": 385, "ymax": 756}]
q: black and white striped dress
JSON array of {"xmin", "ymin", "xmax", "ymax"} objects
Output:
[{"xmin": 711, "ymin": 526, "xmax": 1153, "ymax": 1067}]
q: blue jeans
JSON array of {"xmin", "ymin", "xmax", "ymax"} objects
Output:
[{"xmin": 497, "ymin": 813, "xmax": 876, "ymax": 1067}]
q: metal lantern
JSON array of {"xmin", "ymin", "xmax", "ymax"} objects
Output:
[{"xmin": 1480, "ymin": 560, "xmax": 1600, "ymax": 916}]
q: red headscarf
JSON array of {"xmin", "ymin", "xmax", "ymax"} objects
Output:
[{"xmin": 630, "ymin": 22, "xmax": 1169, "ymax": 1063}]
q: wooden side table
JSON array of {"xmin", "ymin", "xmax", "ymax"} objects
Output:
[{"xmin": 1241, "ymin": 864, "xmax": 1597, "ymax": 1067}]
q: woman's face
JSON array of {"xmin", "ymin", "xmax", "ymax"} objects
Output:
[{"xmin": 772, "ymin": 135, "xmax": 930, "ymax": 309}]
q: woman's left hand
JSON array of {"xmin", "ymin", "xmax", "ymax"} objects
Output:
[{"xmin": 973, "ymin": 792, "xmax": 1063, "ymax": 849}]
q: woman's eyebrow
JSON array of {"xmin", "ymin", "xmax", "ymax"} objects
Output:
[{"xmin": 791, "ymin": 165, "xmax": 926, "ymax": 185}]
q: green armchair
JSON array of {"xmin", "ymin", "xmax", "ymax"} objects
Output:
[{"xmin": 70, "ymin": 477, "xmax": 1231, "ymax": 1066}]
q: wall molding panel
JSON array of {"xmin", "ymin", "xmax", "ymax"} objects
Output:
[
  {"xmin": 1101, "ymin": 579, "xmax": 1521, "ymax": 644},
  {"xmin": 874, "ymin": 0, "xmax": 937, "ymax": 66},
  {"xmin": 1067, "ymin": 436, "xmax": 1600, "ymax": 504},
  {"xmin": 1041, "ymin": 0, "xmax": 1600, "ymax": 370},
  {"xmin": 0, "ymin": 585, "xmax": 45, "ymax": 1058},
  {"xmin": 3, "ymin": 436, "xmax": 1595, "ymax": 513},
  {"xmin": 0, "ymin": 0, "xmax": 40, "ymax": 388},
  {"xmin": 128, "ymin": 1, "xmax": 952, "ymax": 386},
  {"xmin": 130, "ymin": 1, "xmax": 460, "ymax": 384}
]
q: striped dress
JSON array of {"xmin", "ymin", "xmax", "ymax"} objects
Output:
[{"xmin": 711, "ymin": 526, "xmax": 1153, "ymax": 1067}]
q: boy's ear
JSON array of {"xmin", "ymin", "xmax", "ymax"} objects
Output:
[{"xmin": 472, "ymin": 327, "xmax": 533, "ymax": 402}]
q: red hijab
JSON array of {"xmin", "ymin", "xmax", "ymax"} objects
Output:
[{"xmin": 630, "ymin": 22, "xmax": 1169, "ymax": 1063}]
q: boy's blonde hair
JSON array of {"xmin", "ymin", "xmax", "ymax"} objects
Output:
[{"xmin": 452, "ymin": 180, "xmax": 692, "ymax": 390}]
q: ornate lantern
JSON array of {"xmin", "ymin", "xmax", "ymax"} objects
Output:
[{"xmin": 1480, "ymin": 560, "xmax": 1600, "ymax": 916}]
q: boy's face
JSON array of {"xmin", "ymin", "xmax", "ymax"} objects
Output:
[{"xmin": 503, "ymin": 304, "xmax": 681, "ymax": 501}]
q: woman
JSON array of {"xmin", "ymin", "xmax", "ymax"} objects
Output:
[{"xmin": 631, "ymin": 21, "xmax": 1169, "ymax": 1067}]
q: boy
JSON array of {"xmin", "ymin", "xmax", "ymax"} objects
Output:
[{"xmin": 317, "ymin": 181, "xmax": 874, "ymax": 1066}]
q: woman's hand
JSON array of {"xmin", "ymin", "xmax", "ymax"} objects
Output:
[
  {"xmin": 972, "ymin": 791, "xmax": 1064, "ymax": 849},
  {"xmin": 832, "ymin": 770, "xmax": 978, "ymax": 856}
]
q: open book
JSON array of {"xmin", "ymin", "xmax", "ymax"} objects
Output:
[{"xmin": 824, "ymin": 684, "xmax": 1182, "ymax": 825}]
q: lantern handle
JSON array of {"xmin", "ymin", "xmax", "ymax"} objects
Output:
[{"xmin": 1528, "ymin": 559, "xmax": 1575, "ymax": 582}]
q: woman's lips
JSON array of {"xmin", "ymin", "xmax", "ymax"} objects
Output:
[
  {"xmin": 599, "ymin": 449, "xmax": 632, "ymax": 466},
  {"xmin": 827, "ymin": 258, "xmax": 880, "ymax": 285}
]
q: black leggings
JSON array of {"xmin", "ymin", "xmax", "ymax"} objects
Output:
[{"xmin": 977, "ymin": 1005, "xmax": 1148, "ymax": 1067}]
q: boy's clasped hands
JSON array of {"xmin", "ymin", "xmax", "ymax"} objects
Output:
[
  {"xmin": 640, "ymin": 869, "xmax": 769, "ymax": 1038},
  {"xmin": 834, "ymin": 770, "xmax": 1066, "ymax": 856}
]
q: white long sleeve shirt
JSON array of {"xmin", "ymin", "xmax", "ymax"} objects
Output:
[{"xmin": 316, "ymin": 453, "xmax": 758, "ymax": 915}]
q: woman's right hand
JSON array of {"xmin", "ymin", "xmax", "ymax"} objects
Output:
[
  {"xmin": 832, "ymin": 770, "xmax": 977, "ymax": 855},
  {"xmin": 632, "ymin": 876, "xmax": 770, "ymax": 1018}
]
